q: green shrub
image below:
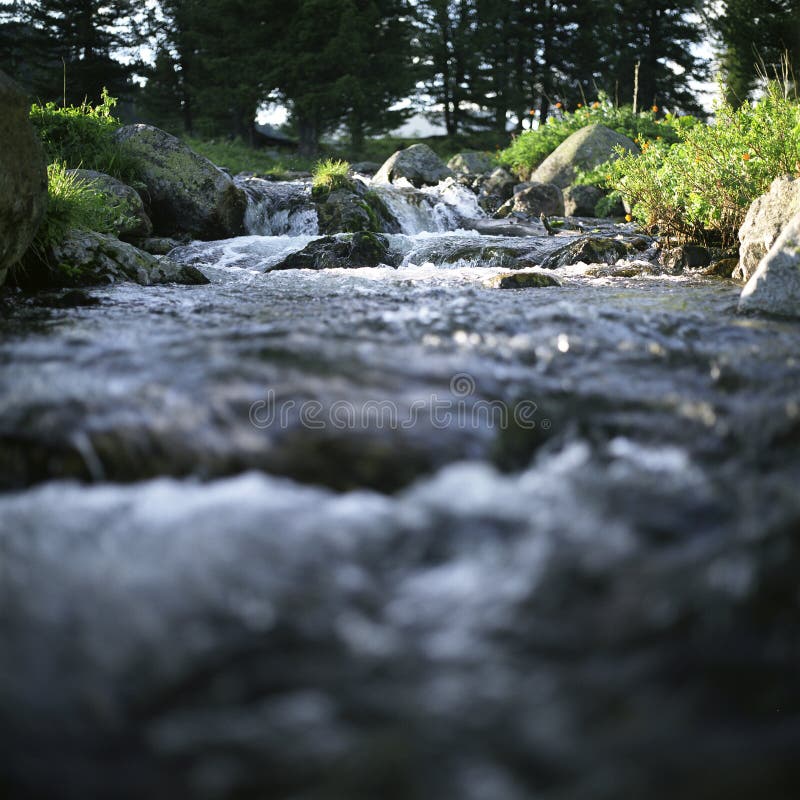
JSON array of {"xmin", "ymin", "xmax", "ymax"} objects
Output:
[
  {"xmin": 29, "ymin": 89, "xmax": 135, "ymax": 181},
  {"xmin": 611, "ymin": 82, "xmax": 800, "ymax": 246},
  {"xmin": 498, "ymin": 99, "xmax": 690, "ymax": 178},
  {"xmin": 312, "ymin": 158, "xmax": 352, "ymax": 194}
]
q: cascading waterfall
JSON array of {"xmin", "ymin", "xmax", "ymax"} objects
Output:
[
  {"xmin": 236, "ymin": 176, "xmax": 319, "ymax": 236},
  {"xmin": 237, "ymin": 173, "xmax": 485, "ymax": 240}
]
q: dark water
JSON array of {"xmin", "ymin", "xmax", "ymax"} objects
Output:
[{"xmin": 1, "ymin": 209, "xmax": 800, "ymax": 798}]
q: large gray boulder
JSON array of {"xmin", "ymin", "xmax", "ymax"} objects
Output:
[
  {"xmin": 114, "ymin": 124, "xmax": 246, "ymax": 240},
  {"xmin": 44, "ymin": 230, "xmax": 208, "ymax": 287},
  {"xmin": 373, "ymin": 144, "xmax": 453, "ymax": 188},
  {"xmin": 67, "ymin": 169, "xmax": 152, "ymax": 240},
  {"xmin": 0, "ymin": 70, "xmax": 48, "ymax": 286},
  {"xmin": 530, "ymin": 124, "xmax": 638, "ymax": 188},
  {"xmin": 738, "ymin": 212, "xmax": 800, "ymax": 318},
  {"xmin": 737, "ymin": 175, "xmax": 800, "ymax": 282},
  {"xmin": 447, "ymin": 151, "xmax": 494, "ymax": 177}
]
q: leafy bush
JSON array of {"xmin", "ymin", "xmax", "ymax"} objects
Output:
[
  {"xmin": 32, "ymin": 162, "xmax": 116, "ymax": 254},
  {"xmin": 498, "ymin": 100, "xmax": 690, "ymax": 178},
  {"xmin": 312, "ymin": 158, "xmax": 352, "ymax": 194},
  {"xmin": 611, "ymin": 82, "xmax": 800, "ymax": 246},
  {"xmin": 29, "ymin": 89, "xmax": 135, "ymax": 181}
]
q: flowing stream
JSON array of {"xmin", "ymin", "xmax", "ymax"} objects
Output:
[{"xmin": 1, "ymin": 176, "xmax": 799, "ymax": 799}]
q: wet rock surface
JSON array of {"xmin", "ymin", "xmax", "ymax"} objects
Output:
[
  {"xmin": 12, "ymin": 229, "xmax": 209, "ymax": 289},
  {"xmin": 267, "ymin": 232, "xmax": 391, "ymax": 271}
]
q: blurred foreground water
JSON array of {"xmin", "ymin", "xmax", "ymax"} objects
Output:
[{"xmin": 1, "ymin": 187, "xmax": 799, "ymax": 798}]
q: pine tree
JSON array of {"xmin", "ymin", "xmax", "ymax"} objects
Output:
[
  {"xmin": 1, "ymin": 0, "xmax": 142, "ymax": 104},
  {"xmin": 712, "ymin": 0, "xmax": 800, "ymax": 104},
  {"xmin": 603, "ymin": 0, "xmax": 707, "ymax": 115}
]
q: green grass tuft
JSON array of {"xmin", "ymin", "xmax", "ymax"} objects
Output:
[
  {"xmin": 312, "ymin": 158, "xmax": 352, "ymax": 194},
  {"xmin": 30, "ymin": 162, "xmax": 115, "ymax": 256}
]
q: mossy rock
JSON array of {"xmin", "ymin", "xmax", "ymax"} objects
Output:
[
  {"xmin": 315, "ymin": 183, "xmax": 400, "ymax": 235},
  {"xmin": 484, "ymin": 271, "xmax": 561, "ymax": 289},
  {"xmin": 113, "ymin": 124, "xmax": 247, "ymax": 240},
  {"xmin": 267, "ymin": 232, "xmax": 392, "ymax": 271},
  {"xmin": 15, "ymin": 229, "xmax": 209, "ymax": 288},
  {"xmin": 67, "ymin": 169, "xmax": 152, "ymax": 240}
]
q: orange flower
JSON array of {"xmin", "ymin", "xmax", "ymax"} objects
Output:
[
  {"xmin": 577, "ymin": 103, "xmax": 583, "ymax": 108},
  {"xmin": 529, "ymin": 109, "xmax": 535, "ymax": 115},
  {"xmin": 555, "ymin": 102, "xmax": 562, "ymax": 109},
  {"xmin": 625, "ymin": 214, "xmax": 633, "ymax": 222},
  {"xmin": 592, "ymin": 101, "xmax": 600, "ymax": 108},
  {"xmin": 742, "ymin": 152, "xmax": 751, "ymax": 161},
  {"xmin": 651, "ymin": 105, "xmax": 659, "ymax": 113}
]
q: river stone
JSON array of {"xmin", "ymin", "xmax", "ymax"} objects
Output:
[
  {"xmin": 67, "ymin": 169, "xmax": 152, "ymax": 240},
  {"xmin": 114, "ymin": 124, "xmax": 247, "ymax": 240},
  {"xmin": 738, "ymin": 211, "xmax": 800, "ymax": 318},
  {"xmin": 43, "ymin": 230, "xmax": 209, "ymax": 287},
  {"xmin": 737, "ymin": 175, "xmax": 800, "ymax": 282},
  {"xmin": 661, "ymin": 244, "xmax": 711, "ymax": 273},
  {"xmin": 0, "ymin": 70, "xmax": 48, "ymax": 287},
  {"xmin": 541, "ymin": 236, "xmax": 637, "ymax": 269},
  {"xmin": 482, "ymin": 167, "xmax": 517, "ymax": 200},
  {"xmin": 448, "ymin": 151, "xmax": 494, "ymax": 177},
  {"xmin": 316, "ymin": 183, "xmax": 399, "ymax": 235},
  {"xmin": 564, "ymin": 185, "xmax": 604, "ymax": 217},
  {"xmin": 373, "ymin": 144, "xmax": 453, "ymax": 188},
  {"xmin": 484, "ymin": 271, "xmax": 561, "ymax": 289},
  {"xmin": 530, "ymin": 124, "xmax": 638, "ymax": 188},
  {"xmin": 501, "ymin": 183, "xmax": 565, "ymax": 218},
  {"xmin": 349, "ymin": 161, "xmax": 382, "ymax": 176},
  {"xmin": 267, "ymin": 232, "xmax": 391, "ymax": 271}
]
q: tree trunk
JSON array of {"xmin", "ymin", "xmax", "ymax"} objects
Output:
[{"xmin": 297, "ymin": 116, "xmax": 319, "ymax": 158}]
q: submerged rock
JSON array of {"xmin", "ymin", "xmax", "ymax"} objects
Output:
[
  {"xmin": 737, "ymin": 175, "xmax": 800, "ymax": 282},
  {"xmin": 530, "ymin": 124, "xmax": 638, "ymax": 188},
  {"xmin": 67, "ymin": 169, "xmax": 152, "ymax": 240},
  {"xmin": 0, "ymin": 70, "xmax": 48, "ymax": 287},
  {"xmin": 541, "ymin": 236, "xmax": 640, "ymax": 269},
  {"xmin": 267, "ymin": 232, "xmax": 391, "ymax": 271},
  {"xmin": 114, "ymin": 124, "xmax": 247, "ymax": 240},
  {"xmin": 484, "ymin": 271, "xmax": 561, "ymax": 289},
  {"xmin": 373, "ymin": 144, "xmax": 453, "ymax": 188},
  {"xmin": 23, "ymin": 229, "xmax": 209, "ymax": 287},
  {"xmin": 738, "ymin": 211, "xmax": 800, "ymax": 318}
]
